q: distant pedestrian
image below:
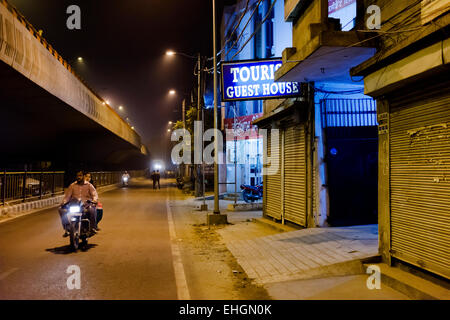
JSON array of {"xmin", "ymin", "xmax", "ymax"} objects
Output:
[
  {"xmin": 151, "ymin": 170, "xmax": 157, "ymax": 189},
  {"xmin": 156, "ymin": 170, "xmax": 161, "ymax": 189}
]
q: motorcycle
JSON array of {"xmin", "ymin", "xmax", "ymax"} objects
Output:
[
  {"xmin": 63, "ymin": 200, "xmax": 96, "ymax": 251},
  {"xmin": 176, "ymin": 176, "xmax": 184, "ymax": 190},
  {"xmin": 240, "ymin": 184, "xmax": 263, "ymax": 203}
]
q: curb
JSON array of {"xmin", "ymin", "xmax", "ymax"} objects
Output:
[
  {"xmin": 252, "ymin": 217, "xmax": 298, "ymax": 233},
  {"xmin": 362, "ymin": 263, "xmax": 450, "ymax": 300},
  {"xmin": 253, "ymin": 255, "xmax": 380, "ymax": 285},
  {"xmin": 227, "ymin": 202, "xmax": 263, "ymax": 211}
]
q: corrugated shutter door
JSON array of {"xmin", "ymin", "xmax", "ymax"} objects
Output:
[
  {"xmin": 265, "ymin": 130, "xmax": 282, "ymax": 220},
  {"xmin": 284, "ymin": 125, "xmax": 307, "ymax": 226},
  {"xmin": 390, "ymin": 90, "xmax": 450, "ymax": 279}
]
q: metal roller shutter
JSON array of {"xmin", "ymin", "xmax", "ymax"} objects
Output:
[
  {"xmin": 390, "ymin": 88, "xmax": 450, "ymax": 279},
  {"xmin": 284, "ymin": 124, "xmax": 307, "ymax": 226},
  {"xmin": 265, "ymin": 130, "xmax": 282, "ymax": 220}
]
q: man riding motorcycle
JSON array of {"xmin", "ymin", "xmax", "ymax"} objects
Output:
[
  {"xmin": 59, "ymin": 171, "xmax": 98, "ymax": 237},
  {"xmin": 122, "ymin": 171, "xmax": 130, "ymax": 186}
]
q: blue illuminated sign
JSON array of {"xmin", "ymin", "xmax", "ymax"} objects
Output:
[{"xmin": 221, "ymin": 59, "xmax": 301, "ymax": 102}]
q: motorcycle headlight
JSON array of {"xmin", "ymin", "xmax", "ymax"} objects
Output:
[
  {"xmin": 69, "ymin": 206, "xmax": 81, "ymax": 213},
  {"xmin": 123, "ymin": 177, "xmax": 128, "ymax": 182}
]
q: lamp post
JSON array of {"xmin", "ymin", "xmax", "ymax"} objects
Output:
[
  {"xmin": 212, "ymin": 0, "xmax": 220, "ymax": 215},
  {"xmin": 166, "ymin": 50, "xmax": 205, "ymax": 199}
]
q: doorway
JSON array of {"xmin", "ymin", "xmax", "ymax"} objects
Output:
[{"xmin": 321, "ymin": 99, "xmax": 378, "ymax": 226}]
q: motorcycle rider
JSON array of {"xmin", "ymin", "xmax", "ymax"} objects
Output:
[
  {"xmin": 59, "ymin": 171, "xmax": 98, "ymax": 237},
  {"xmin": 122, "ymin": 171, "xmax": 130, "ymax": 186},
  {"xmin": 84, "ymin": 172, "xmax": 101, "ymax": 231},
  {"xmin": 84, "ymin": 172, "xmax": 97, "ymax": 189}
]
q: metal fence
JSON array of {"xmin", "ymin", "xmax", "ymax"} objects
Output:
[
  {"xmin": 1, "ymin": 170, "xmax": 145, "ymax": 206},
  {"xmin": 0, "ymin": 171, "xmax": 65, "ymax": 206},
  {"xmin": 90, "ymin": 172, "xmax": 122, "ymax": 188},
  {"xmin": 321, "ymin": 99, "xmax": 378, "ymax": 128}
]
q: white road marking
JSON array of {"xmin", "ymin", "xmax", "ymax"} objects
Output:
[
  {"xmin": 166, "ymin": 200, "xmax": 191, "ymax": 300},
  {"xmin": 0, "ymin": 268, "xmax": 19, "ymax": 280}
]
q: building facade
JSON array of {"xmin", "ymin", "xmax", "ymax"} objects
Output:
[
  {"xmin": 221, "ymin": 0, "xmax": 292, "ymax": 193},
  {"xmin": 256, "ymin": 0, "xmax": 449, "ymax": 280},
  {"xmin": 255, "ymin": 0, "xmax": 378, "ymax": 228},
  {"xmin": 350, "ymin": 0, "xmax": 450, "ymax": 280}
]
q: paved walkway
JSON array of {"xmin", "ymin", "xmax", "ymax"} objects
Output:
[{"xmin": 218, "ymin": 224, "xmax": 378, "ymax": 285}]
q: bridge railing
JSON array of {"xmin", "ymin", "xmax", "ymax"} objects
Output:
[
  {"xmin": 0, "ymin": 170, "xmax": 145, "ymax": 206},
  {"xmin": 0, "ymin": 171, "xmax": 65, "ymax": 206},
  {"xmin": 0, "ymin": 0, "xmax": 146, "ymax": 153},
  {"xmin": 90, "ymin": 171, "xmax": 145, "ymax": 188}
]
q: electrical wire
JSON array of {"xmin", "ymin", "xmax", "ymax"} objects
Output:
[
  {"xmin": 314, "ymin": 87, "xmax": 364, "ymax": 95},
  {"xmin": 217, "ymin": 0, "xmax": 251, "ymax": 57},
  {"xmin": 285, "ymin": 33, "xmax": 384, "ymax": 65},
  {"xmin": 221, "ymin": 0, "xmax": 265, "ymax": 60},
  {"xmin": 230, "ymin": 0, "xmax": 278, "ymax": 61},
  {"xmin": 356, "ymin": 25, "xmax": 424, "ymax": 34}
]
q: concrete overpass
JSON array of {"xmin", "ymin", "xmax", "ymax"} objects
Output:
[{"xmin": 0, "ymin": 0, "xmax": 149, "ymax": 169}]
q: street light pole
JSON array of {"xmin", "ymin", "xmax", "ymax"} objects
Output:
[
  {"xmin": 197, "ymin": 53, "xmax": 202, "ymax": 123},
  {"xmin": 195, "ymin": 53, "xmax": 202, "ymax": 198},
  {"xmin": 212, "ymin": 0, "xmax": 220, "ymax": 215}
]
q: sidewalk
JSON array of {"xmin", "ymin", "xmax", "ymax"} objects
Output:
[
  {"xmin": 218, "ymin": 224, "xmax": 379, "ymax": 285},
  {"xmin": 171, "ymin": 195, "xmax": 411, "ymax": 299}
]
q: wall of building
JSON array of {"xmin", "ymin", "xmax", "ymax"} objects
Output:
[
  {"xmin": 354, "ymin": 1, "xmax": 450, "ymax": 278},
  {"xmin": 221, "ymin": 0, "xmax": 293, "ymax": 193}
]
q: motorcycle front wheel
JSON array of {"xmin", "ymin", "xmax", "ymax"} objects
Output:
[
  {"xmin": 70, "ymin": 230, "xmax": 80, "ymax": 251},
  {"xmin": 243, "ymin": 192, "xmax": 251, "ymax": 203},
  {"xmin": 81, "ymin": 236, "xmax": 88, "ymax": 248}
]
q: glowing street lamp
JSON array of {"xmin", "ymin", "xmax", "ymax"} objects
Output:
[
  {"xmin": 169, "ymin": 90, "xmax": 176, "ymax": 95},
  {"xmin": 166, "ymin": 50, "xmax": 176, "ymax": 56},
  {"xmin": 118, "ymin": 105, "xmax": 124, "ymax": 111},
  {"xmin": 77, "ymin": 57, "xmax": 83, "ymax": 62},
  {"xmin": 168, "ymin": 121, "xmax": 173, "ymax": 125}
]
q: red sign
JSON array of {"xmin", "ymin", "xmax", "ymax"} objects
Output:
[
  {"xmin": 328, "ymin": 0, "xmax": 356, "ymax": 15},
  {"xmin": 224, "ymin": 113, "xmax": 263, "ymax": 141}
]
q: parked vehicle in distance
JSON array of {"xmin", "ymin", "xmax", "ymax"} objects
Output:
[{"xmin": 240, "ymin": 184, "xmax": 263, "ymax": 203}]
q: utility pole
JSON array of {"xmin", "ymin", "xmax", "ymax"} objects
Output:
[
  {"xmin": 197, "ymin": 53, "xmax": 202, "ymax": 123},
  {"xmin": 195, "ymin": 53, "xmax": 202, "ymax": 198},
  {"xmin": 182, "ymin": 98, "xmax": 187, "ymax": 179},
  {"xmin": 182, "ymin": 98, "xmax": 186, "ymax": 130},
  {"xmin": 212, "ymin": 0, "xmax": 220, "ymax": 215}
]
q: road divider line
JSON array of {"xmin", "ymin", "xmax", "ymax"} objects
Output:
[
  {"xmin": 166, "ymin": 200, "xmax": 191, "ymax": 300},
  {"xmin": 0, "ymin": 268, "xmax": 19, "ymax": 280}
]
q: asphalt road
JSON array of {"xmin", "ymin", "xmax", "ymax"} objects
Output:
[{"xmin": 0, "ymin": 178, "xmax": 178, "ymax": 299}]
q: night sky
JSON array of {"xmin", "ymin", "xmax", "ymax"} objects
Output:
[{"xmin": 8, "ymin": 0, "xmax": 234, "ymax": 160}]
